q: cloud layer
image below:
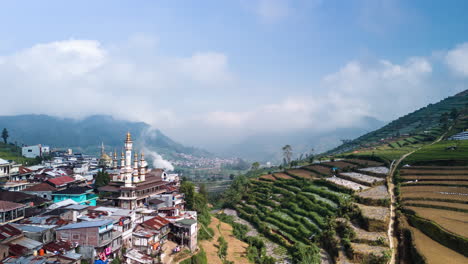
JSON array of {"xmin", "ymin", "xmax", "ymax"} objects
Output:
[{"xmin": 0, "ymin": 38, "xmax": 466, "ymax": 149}]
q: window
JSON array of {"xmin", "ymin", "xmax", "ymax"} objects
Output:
[
  {"xmin": 72, "ymin": 234, "xmax": 80, "ymax": 240},
  {"xmin": 28, "ymin": 149, "xmax": 32, "ymax": 152}
]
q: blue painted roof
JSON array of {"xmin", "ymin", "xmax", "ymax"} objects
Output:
[{"xmin": 57, "ymin": 220, "xmax": 113, "ymax": 230}]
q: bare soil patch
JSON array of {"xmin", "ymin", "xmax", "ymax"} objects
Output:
[
  {"xmin": 400, "ymin": 169, "xmax": 468, "ymax": 175},
  {"xmin": 357, "ymin": 185, "xmax": 389, "ymax": 200},
  {"xmin": 200, "ymin": 217, "xmax": 250, "ymax": 264},
  {"xmin": 409, "ymin": 226, "xmax": 467, "ymax": 264},
  {"xmin": 259, "ymin": 174, "xmax": 276, "ymax": 181},
  {"xmin": 346, "ymin": 159, "xmax": 384, "ymax": 167},
  {"xmin": 351, "ymin": 243, "xmax": 388, "ymax": 260},
  {"xmin": 403, "ymin": 200, "xmax": 468, "ymax": 211},
  {"xmin": 349, "ymin": 223, "xmax": 388, "ymax": 245},
  {"xmin": 359, "ymin": 166, "xmax": 389, "ymax": 176},
  {"xmin": 304, "ymin": 165, "xmax": 333, "ymax": 176},
  {"xmin": 356, "ymin": 203, "xmax": 390, "ymax": 222},
  {"xmin": 400, "ymin": 186, "xmax": 468, "ymax": 202},
  {"xmin": 323, "ymin": 161, "xmax": 358, "ymax": 169},
  {"xmin": 406, "ymin": 206, "xmax": 468, "ymax": 237},
  {"xmin": 285, "ymin": 169, "xmax": 317, "ymax": 179},
  {"xmin": 402, "ymin": 181, "xmax": 468, "ymax": 186},
  {"xmin": 273, "ymin": 172, "xmax": 293, "ymax": 179},
  {"xmin": 402, "ymin": 175, "xmax": 468, "ymax": 180}
]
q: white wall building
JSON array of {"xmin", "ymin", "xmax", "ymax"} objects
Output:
[{"xmin": 22, "ymin": 144, "xmax": 51, "ymax": 158}]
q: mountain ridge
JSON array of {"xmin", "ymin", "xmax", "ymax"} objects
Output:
[{"xmin": 0, "ymin": 114, "xmax": 211, "ymax": 158}]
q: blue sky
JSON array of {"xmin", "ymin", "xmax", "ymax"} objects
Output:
[{"xmin": 0, "ymin": 0, "xmax": 467, "ymax": 148}]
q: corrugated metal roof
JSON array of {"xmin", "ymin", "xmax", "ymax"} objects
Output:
[
  {"xmin": 46, "ymin": 176, "xmax": 75, "ymax": 186},
  {"xmin": 10, "ymin": 224, "xmax": 56, "ymax": 233},
  {"xmin": 65, "ymin": 204, "xmax": 89, "ymax": 210},
  {"xmin": 57, "ymin": 219, "xmax": 113, "ymax": 230},
  {"xmin": 0, "ymin": 200, "xmax": 25, "ymax": 212},
  {"xmin": 0, "ymin": 224, "xmax": 22, "ymax": 241},
  {"xmin": 11, "ymin": 237, "xmax": 43, "ymax": 249}
]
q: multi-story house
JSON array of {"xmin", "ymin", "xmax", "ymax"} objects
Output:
[
  {"xmin": 0, "ymin": 201, "xmax": 26, "ymax": 224},
  {"xmin": 56, "ymin": 219, "xmax": 122, "ymax": 261}
]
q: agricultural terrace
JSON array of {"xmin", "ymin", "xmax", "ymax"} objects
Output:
[
  {"xmin": 359, "ymin": 167, "xmax": 389, "ymax": 176},
  {"xmin": 236, "ymin": 159, "xmax": 392, "ymax": 263},
  {"xmin": 272, "ymin": 172, "xmax": 294, "ymax": 179},
  {"xmin": 339, "ymin": 172, "xmax": 384, "ymax": 186},
  {"xmin": 398, "ymin": 165, "xmax": 468, "ymax": 261},
  {"xmin": 408, "ymin": 226, "xmax": 467, "ymax": 264},
  {"xmin": 403, "ymin": 140, "xmax": 468, "ymax": 165},
  {"xmin": 285, "ymin": 169, "xmax": 318, "ymax": 179}
]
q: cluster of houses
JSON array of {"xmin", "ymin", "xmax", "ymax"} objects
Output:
[{"xmin": 0, "ymin": 133, "xmax": 198, "ymax": 264}]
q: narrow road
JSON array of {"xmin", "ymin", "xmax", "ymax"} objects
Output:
[{"xmin": 386, "ymin": 131, "xmax": 448, "ymax": 264}]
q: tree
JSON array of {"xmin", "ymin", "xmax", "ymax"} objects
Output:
[
  {"xmin": 199, "ymin": 183, "xmax": 208, "ymax": 200},
  {"xmin": 450, "ymin": 108, "xmax": 459, "ymax": 119},
  {"xmin": 282, "ymin": 145, "xmax": 292, "ymax": 165},
  {"xmin": 1, "ymin": 128, "xmax": 8, "ymax": 144},
  {"xmin": 94, "ymin": 171, "xmax": 110, "ymax": 188},
  {"xmin": 251, "ymin": 162, "xmax": 260, "ymax": 171}
]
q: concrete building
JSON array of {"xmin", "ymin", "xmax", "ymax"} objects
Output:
[
  {"xmin": 0, "ymin": 201, "xmax": 26, "ymax": 223},
  {"xmin": 22, "ymin": 145, "xmax": 45, "ymax": 158},
  {"xmin": 51, "ymin": 187, "xmax": 98, "ymax": 206},
  {"xmin": 56, "ymin": 220, "xmax": 122, "ymax": 261},
  {"xmin": 171, "ymin": 219, "xmax": 198, "ymax": 252},
  {"xmin": 0, "ymin": 159, "xmax": 20, "ymax": 180}
]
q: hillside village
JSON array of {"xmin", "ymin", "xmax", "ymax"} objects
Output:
[
  {"xmin": 0, "ymin": 92, "xmax": 467, "ymax": 264},
  {"xmin": 0, "ymin": 133, "xmax": 198, "ymax": 264}
]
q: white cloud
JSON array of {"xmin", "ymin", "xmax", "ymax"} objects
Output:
[
  {"xmin": 0, "ymin": 38, "xmax": 233, "ymax": 125},
  {"xmin": 178, "ymin": 52, "xmax": 232, "ymax": 83},
  {"xmin": 256, "ymin": 0, "xmax": 291, "ymax": 22},
  {"xmin": 0, "ymin": 37, "xmax": 461, "ymax": 151},
  {"xmin": 182, "ymin": 55, "xmax": 436, "ymax": 147},
  {"xmin": 445, "ymin": 42, "xmax": 468, "ymax": 77},
  {"xmin": 7, "ymin": 40, "xmax": 106, "ymax": 79}
]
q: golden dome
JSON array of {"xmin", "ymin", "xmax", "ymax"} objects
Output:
[
  {"xmin": 100, "ymin": 153, "xmax": 112, "ymax": 161},
  {"xmin": 125, "ymin": 132, "xmax": 132, "ymax": 142}
]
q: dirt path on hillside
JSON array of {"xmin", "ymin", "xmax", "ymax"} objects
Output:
[
  {"xmin": 200, "ymin": 216, "xmax": 250, "ymax": 264},
  {"xmin": 387, "ymin": 131, "xmax": 448, "ymax": 264}
]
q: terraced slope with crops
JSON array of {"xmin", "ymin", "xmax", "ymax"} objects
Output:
[
  {"xmin": 396, "ymin": 159, "xmax": 468, "ymax": 263},
  {"xmin": 234, "ymin": 159, "xmax": 392, "ymax": 263},
  {"xmin": 327, "ymin": 90, "xmax": 468, "ymax": 156}
]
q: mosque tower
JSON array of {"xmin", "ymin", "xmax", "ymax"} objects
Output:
[
  {"xmin": 124, "ymin": 132, "xmax": 133, "ymax": 187},
  {"xmin": 139, "ymin": 153, "xmax": 146, "ymax": 182},
  {"xmin": 133, "ymin": 152, "xmax": 140, "ymax": 182}
]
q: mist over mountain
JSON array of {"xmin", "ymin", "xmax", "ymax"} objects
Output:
[
  {"xmin": 0, "ymin": 114, "xmax": 210, "ymax": 158},
  {"xmin": 220, "ymin": 116, "xmax": 385, "ymax": 163}
]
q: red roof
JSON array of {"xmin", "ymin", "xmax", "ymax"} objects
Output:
[
  {"xmin": 141, "ymin": 215, "xmax": 170, "ymax": 230},
  {"xmin": 0, "ymin": 224, "xmax": 22, "ymax": 241},
  {"xmin": 0, "ymin": 200, "xmax": 25, "ymax": 212},
  {"xmin": 23, "ymin": 183, "xmax": 57, "ymax": 192},
  {"xmin": 19, "ymin": 166, "xmax": 33, "ymax": 174},
  {"xmin": 43, "ymin": 240, "xmax": 75, "ymax": 253},
  {"xmin": 46, "ymin": 176, "xmax": 75, "ymax": 187}
]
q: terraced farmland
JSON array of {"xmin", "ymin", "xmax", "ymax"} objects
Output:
[
  {"xmin": 285, "ymin": 169, "xmax": 318, "ymax": 179},
  {"xmin": 398, "ymin": 165, "xmax": 468, "ymax": 261},
  {"xmin": 234, "ymin": 159, "xmax": 392, "ymax": 263}
]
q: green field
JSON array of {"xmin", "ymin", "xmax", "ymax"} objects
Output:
[
  {"xmin": 0, "ymin": 142, "xmax": 36, "ymax": 165},
  {"xmin": 403, "ymin": 140, "xmax": 468, "ymax": 165}
]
